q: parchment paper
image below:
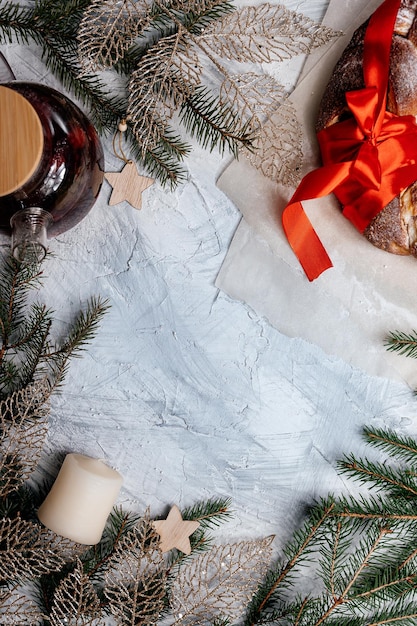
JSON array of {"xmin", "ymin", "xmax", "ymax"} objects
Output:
[{"xmin": 216, "ymin": 0, "xmax": 417, "ymax": 387}]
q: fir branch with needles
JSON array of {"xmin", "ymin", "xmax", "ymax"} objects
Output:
[
  {"xmin": 0, "ymin": 255, "xmax": 109, "ymax": 399},
  {"xmin": 244, "ymin": 426, "xmax": 417, "ymax": 626},
  {"xmin": 80, "ymin": 507, "xmax": 143, "ymax": 582},
  {"xmin": 0, "ymin": 0, "xmax": 123, "ymax": 133},
  {"xmin": 363, "ymin": 425, "xmax": 417, "ymax": 463},
  {"xmin": 34, "ymin": 510, "xmax": 158, "ymax": 620},
  {"xmin": 5, "ymin": 371, "xmax": 417, "ymax": 626},
  {"xmin": 245, "ymin": 499, "xmax": 336, "ymax": 626},
  {"xmin": 165, "ymin": 497, "xmax": 234, "ymax": 572},
  {"xmin": 43, "ymin": 295, "xmax": 110, "ymax": 395},
  {"xmin": 179, "ymin": 85, "xmax": 256, "ymax": 157},
  {"xmin": 0, "ymin": 256, "xmax": 50, "ymax": 397},
  {"xmin": 0, "ymin": 0, "xmax": 338, "ymax": 187},
  {"xmin": 4, "ymin": 252, "xmax": 417, "ymax": 624},
  {"xmin": 385, "ymin": 330, "xmax": 417, "ymax": 359},
  {"xmin": 332, "ymin": 488, "xmax": 417, "ymax": 528},
  {"xmin": 181, "ymin": 496, "xmax": 233, "ymax": 529},
  {"xmin": 338, "ymin": 454, "xmax": 417, "ymax": 497}
]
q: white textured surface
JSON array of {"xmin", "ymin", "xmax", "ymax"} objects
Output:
[
  {"xmin": 216, "ymin": 0, "xmax": 417, "ymax": 388},
  {"xmin": 2, "ymin": 0, "xmax": 417, "ymax": 546}
]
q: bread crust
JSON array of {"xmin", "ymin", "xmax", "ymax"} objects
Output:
[{"xmin": 317, "ymin": 1, "xmax": 417, "ymax": 256}]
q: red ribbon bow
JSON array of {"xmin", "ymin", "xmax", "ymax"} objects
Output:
[{"xmin": 282, "ymin": 0, "xmax": 417, "ymax": 281}]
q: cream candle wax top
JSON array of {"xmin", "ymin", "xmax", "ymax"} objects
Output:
[{"xmin": 37, "ymin": 453, "xmax": 123, "ymax": 545}]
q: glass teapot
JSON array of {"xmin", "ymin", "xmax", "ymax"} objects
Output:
[{"xmin": 0, "ymin": 52, "xmax": 104, "ymax": 262}]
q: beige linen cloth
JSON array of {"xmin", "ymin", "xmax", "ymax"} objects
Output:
[{"xmin": 216, "ymin": 0, "xmax": 417, "ymax": 387}]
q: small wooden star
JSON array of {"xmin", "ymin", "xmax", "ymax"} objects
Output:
[
  {"xmin": 153, "ymin": 505, "xmax": 200, "ymax": 555},
  {"xmin": 105, "ymin": 161, "xmax": 154, "ymax": 210}
]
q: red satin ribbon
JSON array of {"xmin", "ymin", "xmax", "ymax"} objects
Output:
[{"xmin": 282, "ymin": 0, "xmax": 417, "ymax": 281}]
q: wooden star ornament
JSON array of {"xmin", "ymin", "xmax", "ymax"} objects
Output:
[
  {"xmin": 153, "ymin": 505, "xmax": 200, "ymax": 554},
  {"xmin": 105, "ymin": 161, "xmax": 154, "ymax": 210}
]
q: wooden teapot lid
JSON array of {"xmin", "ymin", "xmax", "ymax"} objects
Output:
[{"xmin": 0, "ymin": 85, "xmax": 44, "ymax": 197}]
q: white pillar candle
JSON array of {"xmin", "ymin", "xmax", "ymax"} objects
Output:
[{"xmin": 37, "ymin": 453, "xmax": 123, "ymax": 545}]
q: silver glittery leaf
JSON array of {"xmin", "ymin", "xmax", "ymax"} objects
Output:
[
  {"xmin": 200, "ymin": 3, "xmax": 337, "ymax": 63},
  {"xmin": 220, "ymin": 72, "xmax": 288, "ymax": 125},
  {"xmin": 49, "ymin": 559, "xmax": 105, "ymax": 626},
  {"xmin": 0, "ymin": 590, "xmax": 43, "ymax": 626},
  {"xmin": 0, "ymin": 380, "xmax": 50, "ymax": 498},
  {"xmin": 243, "ymin": 99, "xmax": 303, "ymax": 186},
  {"xmin": 128, "ymin": 29, "xmax": 202, "ymax": 152},
  {"xmin": 77, "ymin": 0, "xmax": 151, "ymax": 72},
  {"xmin": 170, "ymin": 536, "xmax": 274, "ymax": 624}
]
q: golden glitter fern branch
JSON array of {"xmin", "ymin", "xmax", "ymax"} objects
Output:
[
  {"xmin": 77, "ymin": 0, "xmax": 152, "ymax": 73},
  {"xmin": 49, "ymin": 559, "xmax": 105, "ymax": 626},
  {"xmin": 199, "ymin": 3, "xmax": 337, "ymax": 63},
  {"xmin": 0, "ymin": 381, "xmax": 50, "ymax": 499},
  {"xmin": 170, "ymin": 536, "xmax": 275, "ymax": 625}
]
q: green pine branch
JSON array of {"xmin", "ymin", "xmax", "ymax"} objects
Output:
[
  {"xmin": 0, "ymin": 254, "xmax": 43, "ymax": 334},
  {"xmin": 0, "ymin": 1, "xmax": 37, "ymax": 45},
  {"xmin": 42, "ymin": 295, "xmax": 110, "ymax": 395},
  {"xmin": 0, "ymin": 0, "xmax": 259, "ymax": 187},
  {"xmin": 78, "ymin": 507, "xmax": 142, "ymax": 582},
  {"xmin": 0, "ymin": 257, "xmax": 49, "ymax": 397},
  {"xmin": 385, "ymin": 330, "xmax": 417, "ymax": 359},
  {"xmin": 0, "ymin": 0, "xmax": 124, "ymax": 132},
  {"xmin": 334, "ymin": 492, "xmax": 417, "ymax": 524},
  {"xmin": 128, "ymin": 128, "xmax": 191, "ymax": 189},
  {"xmin": 181, "ymin": 496, "xmax": 233, "ymax": 529},
  {"xmin": 165, "ymin": 498, "xmax": 233, "ymax": 573},
  {"xmin": 0, "ymin": 254, "xmax": 109, "ymax": 399},
  {"xmin": 246, "ymin": 425, "xmax": 417, "ymax": 626},
  {"xmin": 0, "ymin": 483, "xmax": 37, "ymax": 520},
  {"xmin": 245, "ymin": 498, "xmax": 335, "ymax": 626},
  {"xmin": 363, "ymin": 426, "xmax": 417, "ymax": 465},
  {"xmin": 40, "ymin": 47, "xmax": 124, "ymax": 134},
  {"xmin": 12, "ymin": 302, "xmax": 53, "ymax": 390},
  {"xmin": 180, "ymin": 85, "xmax": 255, "ymax": 157},
  {"xmin": 183, "ymin": 0, "xmax": 235, "ymax": 33},
  {"xmin": 338, "ymin": 454, "xmax": 417, "ymax": 498},
  {"xmin": 116, "ymin": 0, "xmax": 235, "ymax": 68}
]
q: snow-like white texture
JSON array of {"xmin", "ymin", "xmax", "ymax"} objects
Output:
[{"xmin": 2, "ymin": 0, "xmax": 417, "ymax": 554}]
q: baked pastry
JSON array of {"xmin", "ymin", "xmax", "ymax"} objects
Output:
[{"xmin": 316, "ymin": 0, "xmax": 417, "ymax": 256}]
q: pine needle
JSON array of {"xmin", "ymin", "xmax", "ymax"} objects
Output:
[
  {"xmin": 45, "ymin": 296, "xmax": 110, "ymax": 392},
  {"xmin": 0, "ymin": 0, "xmax": 336, "ymax": 187},
  {"xmin": 363, "ymin": 426, "xmax": 417, "ymax": 465},
  {"xmin": 181, "ymin": 496, "xmax": 233, "ymax": 528},
  {"xmin": 385, "ymin": 330, "xmax": 417, "ymax": 359},
  {"xmin": 180, "ymin": 85, "xmax": 256, "ymax": 156}
]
